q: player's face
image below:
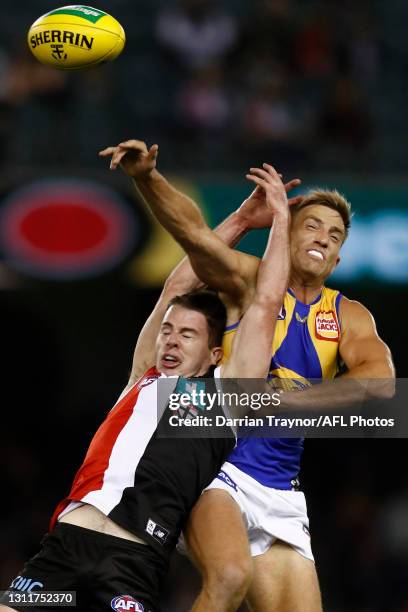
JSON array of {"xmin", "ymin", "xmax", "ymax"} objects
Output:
[
  {"xmin": 290, "ymin": 205, "xmax": 345, "ymax": 282},
  {"xmin": 156, "ymin": 305, "xmax": 222, "ymax": 378}
]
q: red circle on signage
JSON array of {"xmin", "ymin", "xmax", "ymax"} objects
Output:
[
  {"xmin": 0, "ymin": 180, "xmax": 137, "ymax": 278},
  {"xmin": 20, "ymin": 204, "xmax": 109, "ymax": 253}
]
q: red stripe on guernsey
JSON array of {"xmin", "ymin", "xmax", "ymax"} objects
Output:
[{"xmin": 49, "ymin": 366, "xmax": 160, "ymax": 530}]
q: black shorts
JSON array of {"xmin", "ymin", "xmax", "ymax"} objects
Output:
[{"xmin": 6, "ymin": 523, "xmax": 168, "ymax": 612}]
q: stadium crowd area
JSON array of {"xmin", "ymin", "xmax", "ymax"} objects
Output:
[{"xmin": 0, "ymin": 0, "xmax": 405, "ymax": 174}]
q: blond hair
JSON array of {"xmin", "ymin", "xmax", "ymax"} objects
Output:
[{"xmin": 291, "ymin": 189, "xmax": 352, "ymax": 240}]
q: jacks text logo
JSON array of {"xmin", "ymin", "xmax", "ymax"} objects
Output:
[{"xmin": 315, "ymin": 310, "xmax": 340, "ymax": 341}]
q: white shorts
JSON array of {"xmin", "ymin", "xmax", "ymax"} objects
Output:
[{"xmin": 204, "ymin": 462, "xmax": 314, "ymax": 561}]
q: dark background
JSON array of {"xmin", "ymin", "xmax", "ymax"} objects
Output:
[{"xmin": 1, "ymin": 1, "xmax": 408, "ymax": 611}]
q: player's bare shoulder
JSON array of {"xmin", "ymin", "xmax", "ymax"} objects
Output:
[
  {"xmin": 338, "ymin": 295, "xmax": 395, "ymax": 379},
  {"xmin": 338, "ymin": 296, "xmax": 378, "ymax": 337}
]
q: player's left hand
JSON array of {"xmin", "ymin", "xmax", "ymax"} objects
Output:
[{"xmin": 246, "ymin": 164, "xmax": 290, "ymax": 216}]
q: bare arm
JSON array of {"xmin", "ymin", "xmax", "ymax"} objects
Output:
[
  {"xmin": 222, "ymin": 164, "xmax": 290, "ymax": 379},
  {"xmin": 134, "ymin": 169, "xmax": 258, "ymax": 298},
  {"xmin": 339, "ymin": 298, "xmax": 395, "ymax": 381},
  {"xmin": 100, "ymin": 140, "xmax": 257, "ymax": 305},
  {"xmin": 279, "ymin": 298, "xmax": 395, "ymax": 411},
  {"xmin": 125, "ymin": 194, "xmax": 282, "ymax": 386},
  {"xmin": 99, "ymin": 139, "xmax": 302, "ymax": 312},
  {"xmin": 126, "ymin": 259, "xmax": 196, "ymax": 387}
]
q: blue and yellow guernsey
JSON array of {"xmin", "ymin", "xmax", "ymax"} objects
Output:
[{"xmin": 222, "ymin": 286, "xmax": 343, "ymax": 489}]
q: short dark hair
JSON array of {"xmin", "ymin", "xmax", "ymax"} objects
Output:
[
  {"xmin": 291, "ymin": 188, "xmax": 352, "ymax": 241},
  {"xmin": 167, "ymin": 290, "xmax": 226, "ymax": 348}
]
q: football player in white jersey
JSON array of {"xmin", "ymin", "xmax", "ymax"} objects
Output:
[{"xmin": 1, "ymin": 158, "xmax": 291, "ymax": 612}]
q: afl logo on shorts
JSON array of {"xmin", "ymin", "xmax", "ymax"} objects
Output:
[
  {"xmin": 315, "ymin": 310, "xmax": 340, "ymax": 342},
  {"xmin": 111, "ymin": 595, "xmax": 144, "ymax": 611},
  {"xmin": 217, "ymin": 469, "xmax": 238, "ymax": 491}
]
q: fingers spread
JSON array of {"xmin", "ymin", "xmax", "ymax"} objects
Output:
[
  {"xmin": 284, "ymin": 178, "xmax": 302, "ymax": 193},
  {"xmin": 249, "ymin": 167, "xmax": 272, "ymax": 181},
  {"xmin": 148, "ymin": 144, "xmax": 159, "ymax": 159},
  {"xmin": 288, "ymin": 196, "xmax": 304, "ymax": 207},
  {"xmin": 98, "ymin": 147, "xmax": 116, "ymax": 157},
  {"xmin": 249, "ymin": 164, "xmax": 283, "ymax": 183},
  {"xmin": 118, "ymin": 139, "xmax": 148, "ymax": 152},
  {"xmin": 262, "ymin": 163, "xmax": 281, "ymax": 179},
  {"xmin": 285, "ymin": 178, "xmax": 301, "ymax": 187},
  {"xmin": 110, "ymin": 149, "xmax": 129, "ymax": 170},
  {"xmin": 246, "ymin": 174, "xmax": 266, "ymax": 188}
]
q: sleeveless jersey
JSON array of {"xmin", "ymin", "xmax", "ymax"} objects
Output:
[
  {"xmin": 51, "ymin": 366, "xmax": 235, "ymax": 557},
  {"xmin": 222, "ymin": 287, "xmax": 343, "ymax": 489}
]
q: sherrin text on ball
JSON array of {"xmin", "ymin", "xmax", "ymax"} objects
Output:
[{"xmin": 27, "ymin": 5, "xmax": 125, "ymax": 69}]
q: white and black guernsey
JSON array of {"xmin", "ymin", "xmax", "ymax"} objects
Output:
[{"xmin": 51, "ymin": 365, "xmax": 234, "ymax": 557}]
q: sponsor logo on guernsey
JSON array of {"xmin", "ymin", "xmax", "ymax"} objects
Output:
[
  {"xmin": 295, "ymin": 312, "xmax": 308, "ymax": 324},
  {"xmin": 9, "ymin": 576, "xmax": 44, "ymax": 592},
  {"xmin": 111, "ymin": 595, "xmax": 144, "ymax": 611},
  {"xmin": 146, "ymin": 519, "xmax": 169, "ymax": 544},
  {"xmin": 172, "ymin": 379, "xmax": 207, "ymax": 420},
  {"xmin": 175, "ymin": 379, "xmax": 206, "ymax": 408},
  {"xmin": 217, "ymin": 469, "xmax": 238, "ymax": 491},
  {"xmin": 138, "ymin": 376, "xmax": 157, "ymax": 390},
  {"xmin": 315, "ymin": 310, "xmax": 340, "ymax": 341},
  {"xmin": 291, "ymin": 477, "xmax": 300, "ymax": 490},
  {"xmin": 277, "ymin": 305, "xmax": 286, "ymax": 320}
]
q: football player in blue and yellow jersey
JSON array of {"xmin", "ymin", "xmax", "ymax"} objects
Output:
[{"xmin": 102, "ymin": 139, "xmax": 395, "ymax": 612}]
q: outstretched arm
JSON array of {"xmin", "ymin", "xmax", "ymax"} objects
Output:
[
  {"xmin": 222, "ymin": 164, "xmax": 290, "ymax": 379},
  {"xmin": 100, "ymin": 140, "xmax": 256, "ymax": 305},
  {"xmin": 125, "ymin": 215, "xmax": 250, "ymax": 386},
  {"xmin": 99, "ymin": 140, "xmax": 301, "ymax": 312},
  {"xmin": 126, "ymin": 258, "xmax": 196, "ymax": 388},
  {"xmin": 126, "ymin": 186, "xmax": 295, "ymax": 386}
]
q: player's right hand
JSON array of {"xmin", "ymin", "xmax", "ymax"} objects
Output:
[
  {"xmin": 98, "ymin": 139, "xmax": 158, "ymax": 178},
  {"xmin": 246, "ymin": 164, "xmax": 291, "ymax": 217}
]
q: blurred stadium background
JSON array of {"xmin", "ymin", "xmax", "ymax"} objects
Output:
[{"xmin": 1, "ymin": 1, "xmax": 407, "ymax": 610}]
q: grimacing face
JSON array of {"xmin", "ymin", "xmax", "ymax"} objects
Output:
[
  {"xmin": 155, "ymin": 305, "xmax": 222, "ymax": 378},
  {"xmin": 289, "ymin": 204, "xmax": 346, "ymax": 283}
]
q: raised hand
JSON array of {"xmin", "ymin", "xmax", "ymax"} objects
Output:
[
  {"xmin": 245, "ymin": 164, "xmax": 292, "ymax": 217},
  {"xmin": 98, "ymin": 139, "xmax": 158, "ymax": 178},
  {"xmin": 238, "ymin": 174, "xmax": 302, "ymax": 229}
]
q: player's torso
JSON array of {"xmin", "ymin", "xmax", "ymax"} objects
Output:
[
  {"xmin": 52, "ymin": 367, "xmax": 234, "ymax": 555},
  {"xmin": 222, "ymin": 287, "xmax": 343, "ymax": 489}
]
